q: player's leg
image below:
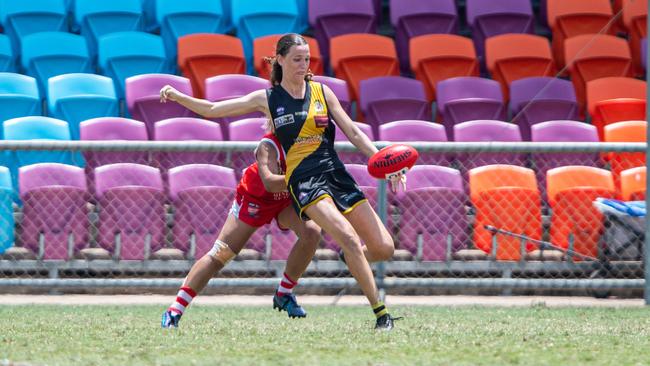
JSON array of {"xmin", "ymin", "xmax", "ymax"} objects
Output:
[
  {"xmin": 344, "ymin": 201, "xmax": 394, "ymax": 262},
  {"xmin": 272, "ymin": 206, "xmax": 321, "ymax": 318}
]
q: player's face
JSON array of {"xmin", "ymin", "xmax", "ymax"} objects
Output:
[{"xmin": 280, "ymin": 44, "xmax": 310, "ymax": 82}]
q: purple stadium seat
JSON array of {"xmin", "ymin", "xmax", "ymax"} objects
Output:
[
  {"xmin": 19, "ymin": 163, "xmax": 90, "ymax": 260},
  {"xmin": 390, "ymin": 0, "xmax": 458, "ymax": 74},
  {"xmin": 335, "ymin": 121, "xmax": 374, "ymax": 164},
  {"xmin": 95, "ymin": 163, "xmax": 165, "ymax": 260},
  {"xmin": 454, "ymin": 120, "xmax": 525, "ymax": 181},
  {"xmin": 394, "ymin": 165, "xmax": 467, "ymax": 261},
  {"xmin": 308, "ymin": 0, "xmax": 376, "ymax": 70},
  {"xmin": 359, "ymin": 76, "xmax": 431, "ymax": 137},
  {"xmin": 509, "ymin": 77, "xmax": 579, "ymax": 141},
  {"xmin": 378, "ymin": 120, "xmax": 450, "ymax": 166},
  {"xmin": 312, "ymin": 75, "xmax": 352, "ymax": 118},
  {"xmin": 169, "ymin": 164, "xmax": 237, "ymax": 258},
  {"xmin": 125, "ymin": 74, "xmax": 194, "ymax": 137},
  {"xmin": 436, "ymin": 77, "xmax": 505, "ymax": 140},
  {"xmin": 80, "ymin": 117, "xmax": 149, "ymax": 172},
  {"xmin": 153, "ymin": 117, "xmax": 225, "ymax": 174},
  {"xmin": 531, "ymin": 120, "xmax": 601, "ymax": 202},
  {"xmin": 205, "ymin": 74, "xmax": 270, "ymax": 140},
  {"xmin": 229, "ymin": 118, "xmax": 268, "ymax": 177},
  {"xmin": 465, "ymin": 0, "xmax": 534, "ymax": 61}
]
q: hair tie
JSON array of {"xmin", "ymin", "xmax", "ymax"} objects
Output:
[{"xmin": 263, "ymin": 56, "xmax": 277, "ymax": 65}]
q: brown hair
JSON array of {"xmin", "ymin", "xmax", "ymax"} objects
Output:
[{"xmin": 265, "ymin": 33, "xmax": 313, "ymax": 86}]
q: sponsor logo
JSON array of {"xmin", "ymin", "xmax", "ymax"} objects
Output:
[
  {"xmin": 276, "ymin": 106, "xmax": 285, "ymax": 114},
  {"xmin": 273, "ymin": 114, "xmax": 295, "ymax": 128},
  {"xmin": 314, "ymin": 116, "xmax": 329, "ymax": 128},
  {"xmin": 247, "ymin": 202, "xmax": 260, "ymax": 217},
  {"xmin": 273, "ymin": 191, "xmax": 290, "ymax": 200},
  {"xmin": 314, "ymin": 100, "xmax": 325, "ymax": 114},
  {"xmin": 294, "ymin": 135, "xmax": 323, "ymax": 146},
  {"xmin": 294, "ymin": 111, "xmax": 308, "ymax": 118},
  {"xmin": 373, "ymin": 149, "xmax": 413, "ymax": 169}
]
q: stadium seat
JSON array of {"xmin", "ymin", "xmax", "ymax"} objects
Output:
[
  {"xmin": 156, "ymin": 0, "xmax": 225, "ymax": 61},
  {"xmin": 177, "ymin": 34, "xmax": 245, "ymax": 99},
  {"xmin": 125, "ymin": 74, "xmax": 194, "ymax": 137},
  {"xmin": 295, "ymin": 0, "xmax": 309, "ymax": 33},
  {"xmin": 604, "ymin": 121, "xmax": 647, "ymax": 192},
  {"xmin": 465, "ymin": 0, "xmax": 534, "ymax": 60},
  {"xmin": 622, "ymin": 0, "xmax": 647, "ymax": 75},
  {"xmin": 586, "ymin": 77, "xmax": 646, "ymax": 140},
  {"xmin": 0, "ymin": 34, "xmax": 15, "ymax": 72},
  {"xmin": 0, "ymin": 0, "xmax": 67, "ymax": 56},
  {"xmin": 21, "ymin": 32, "xmax": 92, "ymax": 93},
  {"xmin": 378, "ymin": 120, "xmax": 450, "ymax": 166},
  {"xmin": 409, "ymin": 34, "xmax": 479, "ymax": 101},
  {"xmin": 390, "ymin": 0, "xmax": 458, "ymax": 74},
  {"xmin": 334, "ymin": 121, "xmax": 374, "ymax": 164},
  {"xmin": 485, "ymin": 34, "xmax": 556, "ymax": 99},
  {"xmin": 359, "ymin": 76, "xmax": 430, "ymax": 136},
  {"xmin": 0, "ymin": 73, "xmax": 41, "ymax": 130},
  {"xmin": 48, "ymin": 73, "xmax": 119, "ymax": 140},
  {"xmin": 169, "ymin": 164, "xmax": 237, "ymax": 259},
  {"xmin": 95, "ymin": 163, "xmax": 166, "ymax": 260},
  {"xmin": 231, "ymin": 0, "xmax": 300, "ymax": 74},
  {"xmin": 205, "ymin": 74, "xmax": 270, "ymax": 140},
  {"xmin": 253, "ymin": 34, "xmax": 323, "ymax": 79},
  {"xmin": 621, "ymin": 166, "xmax": 646, "ymax": 201},
  {"xmin": 531, "ymin": 121, "xmax": 601, "ymax": 203},
  {"xmin": 229, "ymin": 118, "xmax": 269, "ymax": 176},
  {"xmin": 153, "ymin": 117, "xmax": 224, "ymax": 174},
  {"xmin": 396, "ymin": 165, "xmax": 468, "ymax": 261},
  {"xmin": 311, "ymin": 75, "xmax": 352, "ymax": 118},
  {"xmin": 19, "ymin": 163, "xmax": 89, "ymax": 260},
  {"xmin": 74, "ymin": 0, "xmax": 143, "ymax": 58},
  {"xmin": 436, "ymin": 77, "xmax": 505, "ymax": 140},
  {"xmin": 469, "ymin": 164, "xmax": 541, "ymax": 261},
  {"xmin": 454, "ymin": 120, "xmax": 525, "ymax": 180},
  {"xmin": 98, "ymin": 31, "xmax": 170, "ymax": 99},
  {"xmin": 564, "ymin": 34, "xmax": 633, "ymax": 115},
  {"xmin": 330, "ymin": 34, "xmax": 399, "ymax": 102},
  {"xmin": 509, "ymin": 77, "xmax": 578, "ymax": 141},
  {"xmin": 642, "ymin": 38, "xmax": 648, "ymax": 74},
  {"xmin": 308, "ymin": 0, "xmax": 376, "ymax": 69},
  {"xmin": 547, "ymin": 166, "xmax": 616, "ymax": 260},
  {"xmin": 0, "ymin": 166, "xmax": 14, "ymax": 255},
  {"xmin": 547, "ymin": 0, "xmax": 615, "ymax": 69}
]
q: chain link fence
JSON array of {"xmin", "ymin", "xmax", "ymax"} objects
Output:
[{"xmin": 0, "ymin": 140, "xmax": 646, "ymax": 297}]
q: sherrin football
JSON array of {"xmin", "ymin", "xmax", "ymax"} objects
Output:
[{"xmin": 367, "ymin": 144, "xmax": 419, "ymax": 179}]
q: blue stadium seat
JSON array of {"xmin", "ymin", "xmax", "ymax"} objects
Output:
[
  {"xmin": 0, "ymin": 166, "xmax": 15, "ymax": 255},
  {"xmin": 231, "ymin": 0, "xmax": 300, "ymax": 73},
  {"xmin": 21, "ymin": 32, "xmax": 92, "ymax": 93},
  {"xmin": 74, "ymin": 0, "xmax": 143, "ymax": 58},
  {"xmin": 0, "ymin": 0, "xmax": 67, "ymax": 56},
  {"xmin": 3, "ymin": 117, "xmax": 77, "ymax": 179},
  {"xmin": 0, "ymin": 73, "xmax": 41, "ymax": 131},
  {"xmin": 296, "ymin": 0, "xmax": 309, "ymax": 33},
  {"xmin": 47, "ymin": 73, "xmax": 118, "ymax": 140},
  {"xmin": 156, "ymin": 0, "xmax": 225, "ymax": 61},
  {"xmin": 0, "ymin": 34, "xmax": 15, "ymax": 72},
  {"xmin": 97, "ymin": 31, "xmax": 170, "ymax": 99},
  {"xmin": 220, "ymin": 0, "xmax": 234, "ymax": 33},
  {"xmin": 142, "ymin": 0, "xmax": 158, "ymax": 32}
]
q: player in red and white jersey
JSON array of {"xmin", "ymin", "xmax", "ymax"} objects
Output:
[{"xmin": 162, "ymin": 134, "xmax": 321, "ymax": 328}]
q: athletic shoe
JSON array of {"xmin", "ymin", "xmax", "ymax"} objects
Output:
[
  {"xmin": 374, "ymin": 313, "xmax": 402, "ymax": 331},
  {"xmin": 161, "ymin": 310, "xmax": 182, "ymax": 328},
  {"xmin": 273, "ymin": 293, "xmax": 307, "ymax": 318}
]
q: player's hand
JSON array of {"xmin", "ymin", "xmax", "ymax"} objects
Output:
[
  {"xmin": 387, "ymin": 171, "xmax": 407, "ymax": 193},
  {"xmin": 159, "ymin": 85, "xmax": 181, "ymax": 103}
]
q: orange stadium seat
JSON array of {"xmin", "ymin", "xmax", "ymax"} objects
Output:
[
  {"xmin": 330, "ymin": 34, "xmax": 399, "ymax": 102},
  {"xmin": 409, "ymin": 34, "xmax": 479, "ymax": 101},
  {"xmin": 564, "ymin": 34, "xmax": 632, "ymax": 116},
  {"xmin": 621, "ymin": 166, "xmax": 646, "ymax": 201},
  {"xmin": 604, "ymin": 121, "xmax": 647, "ymax": 192},
  {"xmin": 622, "ymin": 0, "xmax": 648, "ymax": 75},
  {"xmin": 547, "ymin": 0, "xmax": 614, "ymax": 69},
  {"xmin": 485, "ymin": 34, "xmax": 556, "ymax": 100},
  {"xmin": 586, "ymin": 77, "xmax": 646, "ymax": 140},
  {"xmin": 253, "ymin": 34, "xmax": 323, "ymax": 80},
  {"xmin": 177, "ymin": 34, "xmax": 245, "ymax": 98},
  {"xmin": 469, "ymin": 165, "xmax": 541, "ymax": 261},
  {"xmin": 547, "ymin": 166, "xmax": 616, "ymax": 260}
]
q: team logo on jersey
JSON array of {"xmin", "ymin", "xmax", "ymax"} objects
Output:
[
  {"xmin": 247, "ymin": 202, "xmax": 260, "ymax": 217},
  {"xmin": 314, "ymin": 100, "xmax": 325, "ymax": 114},
  {"xmin": 273, "ymin": 114, "xmax": 295, "ymax": 128},
  {"xmin": 276, "ymin": 106, "xmax": 285, "ymax": 114}
]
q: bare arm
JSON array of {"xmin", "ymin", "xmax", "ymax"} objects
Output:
[
  {"xmin": 322, "ymin": 85, "xmax": 378, "ymax": 158},
  {"xmin": 160, "ymin": 86, "xmax": 269, "ymax": 118},
  {"xmin": 256, "ymin": 141, "xmax": 287, "ymax": 193}
]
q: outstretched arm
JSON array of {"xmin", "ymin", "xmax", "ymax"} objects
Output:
[
  {"xmin": 160, "ymin": 85, "xmax": 269, "ymax": 119},
  {"xmin": 256, "ymin": 141, "xmax": 287, "ymax": 193}
]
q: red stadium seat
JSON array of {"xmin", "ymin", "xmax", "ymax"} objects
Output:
[
  {"xmin": 586, "ymin": 77, "xmax": 646, "ymax": 140},
  {"xmin": 622, "ymin": 0, "xmax": 648, "ymax": 75},
  {"xmin": 604, "ymin": 121, "xmax": 647, "ymax": 192},
  {"xmin": 621, "ymin": 166, "xmax": 646, "ymax": 201}
]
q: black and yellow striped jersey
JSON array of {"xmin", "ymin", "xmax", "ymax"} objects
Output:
[{"xmin": 267, "ymin": 80, "xmax": 345, "ymax": 185}]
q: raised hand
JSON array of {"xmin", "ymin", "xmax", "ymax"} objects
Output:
[{"xmin": 159, "ymin": 85, "xmax": 181, "ymax": 103}]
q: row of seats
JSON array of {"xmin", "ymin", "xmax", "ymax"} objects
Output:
[{"xmin": 0, "ymin": 162, "xmax": 644, "ymax": 262}]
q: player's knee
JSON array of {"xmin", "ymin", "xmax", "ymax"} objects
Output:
[
  {"xmin": 375, "ymin": 238, "xmax": 395, "ymax": 261},
  {"xmin": 336, "ymin": 230, "xmax": 362, "ymax": 253}
]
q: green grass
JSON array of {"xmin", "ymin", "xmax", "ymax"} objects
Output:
[{"xmin": 2, "ymin": 304, "xmax": 650, "ymax": 366}]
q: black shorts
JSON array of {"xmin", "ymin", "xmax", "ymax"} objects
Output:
[{"xmin": 288, "ymin": 169, "xmax": 367, "ymax": 220}]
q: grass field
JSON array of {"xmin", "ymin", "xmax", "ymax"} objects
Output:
[{"xmin": 3, "ymin": 304, "xmax": 650, "ymax": 366}]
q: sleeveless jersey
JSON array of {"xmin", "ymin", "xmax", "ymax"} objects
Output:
[
  {"xmin": 266, "ymin": 80, "xmax": 345, "ymax": 185},
  {"xmin": 237, "ymin": 133, "xmax": 290, "ymax": 202}
]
